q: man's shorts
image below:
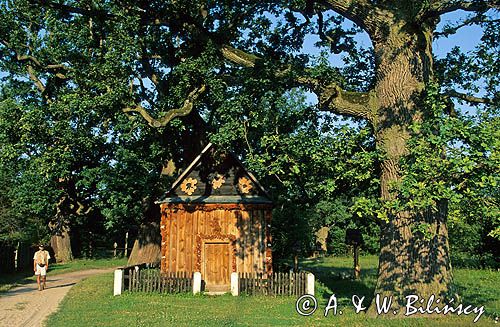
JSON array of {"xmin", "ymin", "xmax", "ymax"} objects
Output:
[{"xmin": 35, "ymin": 264, "xmax": 47, "ymax": 276}]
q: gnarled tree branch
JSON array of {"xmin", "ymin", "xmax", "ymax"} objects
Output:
[
  {"xmin": 123, "ymin": 85, "xmax": 206, "ymax": 127},
  {"xmin": 443, "ymin": 89, "xmax": 492, "ymax": 104},
  {"xmin": 297, "ymin": 76, "xmax": 378, "ymax": 121},
  {"xmin": 435, "ymin": 15, "xmax": 500, "ymax": 37},
  {"xmin": 139, "ymin": 54, "xmax": 161, "ymax": 88},
  {"xmin": 318, "ymin": 0, "xmax": 379, "ymax": 32},
  {"xmin": 220, "ymin": 45, "xmax": 260, "ymax": 68},
  {"xmin": 426, "ymin": 0, "xmax": 500, "ymax": 18},
  {"xmin": 316, "ymin": 82, "xmax": 379, "ymax": 122},
  {"xmin": 1, "ymin": 39, "xmax": 69, "ymax": 80},
  {"xmin": 317, "ymin": 10, "xmax": 336, "ymax": 44},
  {"xmin": 26, "ymin": 65, "xmax": 47, "ymax": 95},
  {"xmin": 220, "ymin": 44, "xmax": 378, "ymax": 122}
]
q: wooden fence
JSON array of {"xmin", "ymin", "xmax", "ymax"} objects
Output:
[
  {"xmin": 239, "ymin": 271, "xmax": 308, "ymax": 296},
  {"xmin": 117, "ymin": 268, "xmax": 309, "ymax": 296},
  {"xmin": 124, "ymin": 268, "xmax": 192, "ymax": 293}
]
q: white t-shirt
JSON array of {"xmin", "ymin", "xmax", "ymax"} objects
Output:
[{"xmin": 33, "ymin": 250, "xmax": 51, "ymax": 265}]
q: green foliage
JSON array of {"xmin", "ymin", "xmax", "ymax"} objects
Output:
[
  {"xmin": 208, "ymin": 87, "xmax": 380, "ymax": 258},
  {"xmin": 0, "ymin": 0, "xmax": 498, "ymax": 271},
  {"xmin": 0, "ymin": 0, "xmax": 192, "ymax": 247},
  {"xmin": 433, "ymin": 16, "xmax": 499, "ymax": 253},
  {"xmin": 391, "ymin": 82, "xmax": 500, "ymax": 264},
  {"xmin": 0, "ymin": 1, "xmax": 372, "ymax": 251}
]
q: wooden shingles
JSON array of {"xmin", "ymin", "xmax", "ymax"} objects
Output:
[{"xmin": 157, "ymin": 143, "xmax": 272, "ymax": 202}]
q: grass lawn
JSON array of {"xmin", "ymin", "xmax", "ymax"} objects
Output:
[
  {"xmin": 46, "ymin": 255, "xmax": 499, "ymax": 326},
  {"xmin": 0, "ymin": 257, "xmax": 127, "ymax": 293}
]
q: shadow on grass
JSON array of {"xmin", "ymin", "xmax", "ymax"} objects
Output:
[
  {"xmin": 452, "ymin": 280, "xmax": 499, "ymax": 317},
  {"xmin": 299, "ymin": 257, "xmax": 378, "ymax": 305},
  {"xmin": 0, "ymin": 270, "xmax": 35, "ymax": 293}
]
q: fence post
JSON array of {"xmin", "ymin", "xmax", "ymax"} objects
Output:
[
  {"xmin": 14, "ymin": 242, "xmax": 19, "ymax": 271},
  {"xmin": 89, "ymin": 231, "xmax": 93, "ymax": 258},
  {"xmin": 306, "ymin": 273, "xmax": 315, "ymax": 296},
  {"xmin": 231, "ymin": 272, "xmax": 239, "ymax": 296},
  {"xmin": 124, "ymin": 232, "xmax": 129, "ymax": 257},
  {"xmin": 193, "ymin": 272, "xmax": 202, "ymax": 294},
  {"xmin": 114, "ymin": 269, "xmax": 124, "ymax": 296}
]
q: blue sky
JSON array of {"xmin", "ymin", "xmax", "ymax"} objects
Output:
[
  {"xmin": 294, "ymin": 10, "xmax": 491, "ymax": 110},
  {"xmin": 434, "ymin": 10, "xmax": 487, "ymax": 57},
  {"xmin": 297, "ymin": 10, "xmax": 485, "ymax": 64},
  {"xmin": 0, "ymin": 10, "xmax": 492, "ymax": 105}
]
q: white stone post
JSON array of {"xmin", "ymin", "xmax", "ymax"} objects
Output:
[
  {"xmin": 113, "ymin": 269, "xmax": 124, "ymax": 296},
  {"xmin": 124, "ymin": 232, "xmax": 129, "ymax": 257},
  {"xmin": 193, "ymin": 272, "xmax": 202, "ymax": 294},
  {"xmin": 14, "ymin": 242, "xmax": 19, "ymax": 271},
  {"xmin": 306, "ymin": 273, "xmax": 315, "ymax": 296},
  {"xmin": 231, "ymin": 272, "xmax": 239, "ymax": 296}
]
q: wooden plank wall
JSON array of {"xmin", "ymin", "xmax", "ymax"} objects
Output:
[{"xmin": 161, "ymin": 204, "xmax": 270, "ymax": 275}]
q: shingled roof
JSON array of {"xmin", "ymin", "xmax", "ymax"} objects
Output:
[{"xmin": 156, "ymin": 143, "xmax": 272, "ymax": 204}]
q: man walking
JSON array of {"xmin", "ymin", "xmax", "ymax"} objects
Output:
[{"xmin": 33, "ymin": 244, "xmax": 51, "ymax": 291}]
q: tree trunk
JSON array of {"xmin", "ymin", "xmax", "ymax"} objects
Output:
[
  {"xmin": 370, "ymin": 24, "xmax": 452, "ymax": 311},
  {"xmin": 127, "ymin": 222, "xmax": 161, "ymax": 266},
  {"xmin": 375, "ymin": 203, "xmax": 452, "ymax": 305},
  {"xmin": 50, "ymin": 226, "xmax": 73, "ymax": 263}
]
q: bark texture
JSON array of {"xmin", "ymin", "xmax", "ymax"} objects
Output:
[
  {"xmin": 50, "ymin": 227, "xmax": 73, "ymax": 263},
  {"xmin": 370, "ymin": 20, "xmax": 452, "ymax": 310},
  {"xmin": 127, "ymin": 222, "xmax": 161, "ymax": 266},
  {"xmin": 308, "ymin": 5, "xmax": 454, "ymax": 304}
]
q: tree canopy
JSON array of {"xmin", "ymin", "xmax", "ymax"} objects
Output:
[{"xmin": 1, "ymin": 0, "xmax": 499, "ymax": 308}]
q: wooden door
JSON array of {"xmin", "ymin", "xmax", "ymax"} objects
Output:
[{"xmin": 204, "ymin": 242, "xmax": 230, "ymax": 291}]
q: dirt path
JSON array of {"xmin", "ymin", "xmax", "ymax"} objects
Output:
[{"xmin": 0, "ymin": 268, "xmax": 115, "ymax": 327}]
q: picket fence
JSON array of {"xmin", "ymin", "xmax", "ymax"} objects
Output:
[
  {"xmin": 124, "ymin": 268, "xmax": 192, "ymax": 293},
  {"xmin": 239, "ymin": 271, "xmax": 308, "ymax": 296},
  {"xmin": 121, "ymin": 268, "xmax": 309, "ymax": 296}
]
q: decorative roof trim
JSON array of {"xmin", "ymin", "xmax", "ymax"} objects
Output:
[
  {"xmin": 157, "ymin": 143, "xmax": 272, "ymax": 202},
  {"xmin": 166, "ymin": 142, "xmax": 212, "ymax": 196},
  {"xmin": 156, "ymin": 195, "xmax": 273, "ymax": 204}
]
